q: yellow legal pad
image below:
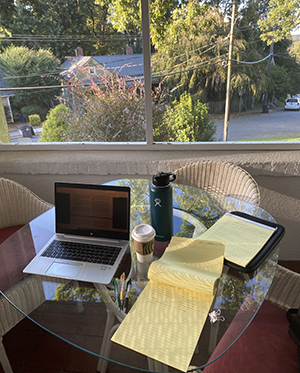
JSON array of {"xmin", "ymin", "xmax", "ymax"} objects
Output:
[
  {"xmin": 111, "ymin": 236, "xmax": 225, "ymax": 372},
  {"xmin": 199, "ymin": 212, "xmax": 276, "ymax": 268}
]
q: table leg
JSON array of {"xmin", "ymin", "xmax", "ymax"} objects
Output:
[
  {"xmin": 98, "ymin": 323, "xmax": 120, "ymax": 373},
  {"xmin": 0, "ymin": 337, "xmax": 13, "ymax": 373},
  {"xmin": 97, "ymin": 308, "xmax": 116, "ymax": 372}
]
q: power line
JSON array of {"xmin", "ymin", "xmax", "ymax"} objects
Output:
[
  {"xmin": 152, "ymin": 57, "xmax": 226, "ymax": 79},
  {"xmin": 1, "ymin": 51, "xmax": 298, "ymax": 92},
  {"xmin": 0, "ymin": 34, "xmax": 142, "ymax": 42},
  {"xmin": 152, "ymin": 39, "xmax": 228, "ymax": 76},
  {"xmin": 232, "ymin": 53, "xmax": 272, "ymax": 64}
]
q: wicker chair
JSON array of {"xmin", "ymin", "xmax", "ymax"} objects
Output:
[
  {"xmin": 203, "ymin": 264, "xmax": 300, "ymax": 372},
  {"xmin": 173, "ymin": 161, "xmax": 260, "ymax": 206},
  {"xmin": 0, "ymin": 177, "xmax": 53, "ymax": 373},
  {"xmin": 0, "ymin": 177, "xmax": 53, "ymax": 230},
  {"xmin": 266, "ymin": 264, "xmax": 300, "ymax": 310}
]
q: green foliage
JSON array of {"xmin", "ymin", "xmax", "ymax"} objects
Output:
[
  {"xmin": 0, "ymin": 46, "xmax": 61, "ymax": 111},
  {"xmin": 259, "ymin": 0, "xmax": 300, "ymax": 45},
  {"xmin": 290, "ymin": 41, "xmax": 300, "ymax": 62},
  {"xmin": 20, "ymin": 104, "xmax": 43, "ymax": 120},
  {"xmin": 152, "ymin": 3, "xmax": 228, "ymax": 103},
  {"xmin": 54, "ymin": 283, "xmax": 102, "ymax": 302},
  {"xmin": 275, "ymin": 46, "xmax": 300, "ymax": 97},
  {"xmin": 161, "ymin": 92, "xmax": 216, "ymax": 142},
  {"xmin": 269, "ymin": 65, "xmax": 292, "ymax": 100},
  {"xmin": 28, "ymin": 114, "xmax": 41, "ymax": 126},
  {"xmin": 0, "ymin": 99, "xmax": 10, "ymax": 143},
  {"xmin": 1, "ymin": 0, "xmax": 134, "ymax": 59},
  {"xmin": 39, "ymin": 104, "xmax": 70, "ymax": 143},
  {"xmin": 108, "ymin": 0, "xmax": 188, "ymax": 50},
  {"xmin": 60, "ymin": 67, "xmax": 147, "ymax": 142}
]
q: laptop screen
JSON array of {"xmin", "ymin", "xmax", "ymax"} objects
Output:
[{"xmin": 54, "ymin": 182, "xmax": 130, "ymax": 241}]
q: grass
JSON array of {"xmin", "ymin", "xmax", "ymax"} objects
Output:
[{"xmin": 239, "ymin": 134, "xmax": 300, "ymax": 141}]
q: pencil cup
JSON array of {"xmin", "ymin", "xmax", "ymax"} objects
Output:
[{"xmin": 132, "ymin": 224, "xmax": 156, "ymax": 263}]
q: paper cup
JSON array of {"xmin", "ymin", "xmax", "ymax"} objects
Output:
[{"xmin": 132, "ymin": 224, "xmax": 156, "ymax": 263}]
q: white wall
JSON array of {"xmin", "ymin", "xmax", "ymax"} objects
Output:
[{"xmin": 1, "ymin": 145, "xmax": 300, "ymax": 261}]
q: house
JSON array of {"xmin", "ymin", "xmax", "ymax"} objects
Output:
[
  {"xmin": 60, "ymin": 47, "xmax": 150, "ymax": 107},
  {"xmin": 62, "ymin": 47, "xmax": 145, "ymax": 80},
  {"xmin": 0, "ymin": 68, "xmax": 14, "ymax": 123}
]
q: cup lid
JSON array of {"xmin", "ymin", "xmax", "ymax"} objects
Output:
[{"xmin": 132, "ymin": 224, "xmax": 156, "ymax": 242}]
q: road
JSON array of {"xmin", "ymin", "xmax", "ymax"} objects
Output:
[{"xmin": 214, "ymin": 109, "xmax": 300, "ymax": 141}]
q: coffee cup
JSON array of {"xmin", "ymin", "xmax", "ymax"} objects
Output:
[{"xmin": 132, "ymin": 224, "xmax": 156, "ymax": 263}]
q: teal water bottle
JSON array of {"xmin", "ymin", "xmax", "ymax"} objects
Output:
[{"xmin": 150, "ymin": 172, "xmax": 176, "ymax": 242}]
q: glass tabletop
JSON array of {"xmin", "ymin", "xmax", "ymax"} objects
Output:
[{"xmin": 0, "ymin": 179, "xmax": 279, "ymax": 372}]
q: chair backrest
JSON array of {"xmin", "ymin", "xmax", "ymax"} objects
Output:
[
  {"xmin": 0, "ymin": 177, "xmax": 53, "ymax": 229},
  {"xmin": 173, "ymin": 160, "xmax": 260, "ymax": 206}
]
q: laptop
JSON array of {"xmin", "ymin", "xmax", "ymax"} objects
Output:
[{"xmin": 23, "ymin": 182, "xmax": 130, "ymax": 284}]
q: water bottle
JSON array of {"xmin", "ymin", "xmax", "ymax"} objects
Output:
[{"xmin": 150, "ymin": 172, "xmax": 176, "ymax": 244}]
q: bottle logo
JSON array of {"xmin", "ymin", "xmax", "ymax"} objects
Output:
[{"xmin": 154, "ymin": 198, "xmax": 162, "ymax": 207}]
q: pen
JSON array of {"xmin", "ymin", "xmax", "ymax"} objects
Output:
[
  {"xmin": 120, "ymin": 272, "xmax": 126, "ymax": 308},
  {"xmin": 113, "ymin": 278, "xmax": 121, "ymax": 310},
  {"xmin": 123, "ymin": 279, "xmax": 131, "ymax": 313}
]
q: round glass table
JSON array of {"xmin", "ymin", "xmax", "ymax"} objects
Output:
[{"xmin": 0, "ymin": 179, "xmax": 279, "ymax": 372}]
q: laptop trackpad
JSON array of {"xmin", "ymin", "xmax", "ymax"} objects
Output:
[{"xmin": 46, "ymin": 262, "xmax": 82, "ymax": 277}]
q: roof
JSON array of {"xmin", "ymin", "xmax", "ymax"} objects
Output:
[
  {"xmin": 93, "ymin": 54, "xmax": 144, "ymax": 78},
  {"xmin": 0, "ymin": 68, "xmax": 14, "ymax": 98},
  {"xmin": 62, "ymin": 54, "xmax": 145, "ymax": 80}
]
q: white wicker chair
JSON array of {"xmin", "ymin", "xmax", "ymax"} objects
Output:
[
  {"xmin": 0, "ymin": 177, "xmax": 53, "ymax": 230},
  {"xmin": 0, "ymin": 177, "xmax": 53, "ymax": 373},
  {"xmin": 173, "ymin": 161, "xmax": 260, "ymax": 206},
  {"xmin": 266, "ymin": 264, "xmax": 300, "ymax": 310}
]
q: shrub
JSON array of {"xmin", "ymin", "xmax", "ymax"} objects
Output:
[
  {"xmin": 61, "ymin": 66, "xmax": 146, "ymax": 142},
  {"xmin": 20, "ymin": 104, "xmax": 43, "ymax": 121},
  {"xmin": 28, "ymin": 114, "xmax": 41, "ymax": 126},
  {"xmin": 162, "ymin": 92, "xmax": 216, "ymax": 142},
  {"xmin": 38, "ymin": 104, "xmax": 70, "ymax": 142}
]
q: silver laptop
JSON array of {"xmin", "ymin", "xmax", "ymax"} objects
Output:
[{"xmin": 23, "ymin": 182, "xmax": 130, "ymax": 284}]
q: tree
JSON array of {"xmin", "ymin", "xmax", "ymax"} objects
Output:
[
  {"xmin": 0, "ymin": 0, "xmax": 133, "ymax": 60},
  {"xmin": 161, "ymin": 92, "xmax": 216, "ymax": 142},
  {"xmin": 259, "ymin": 0, "xmax": 300, "ymax": 45},
  {"xmin": 289, "ymin": 41, "xmax": 300, "ymax": 62},
  {"xmin": 268, "ymin": 64, "xmax": 292, "ymax": 100},
  {"xmin": 0, "ymin": 0, "xmax": 15, "ymax": 29},
  {"xmin": 0, "ymin": 45, "xmax": 61, "ymax": 111},
  {"xmin": 108, "ymin": 0, "xmax": 188, "ymax": 50},
  {"xmin": 151, "ymin": 2, "xmax": 230, "ymax": 104}
]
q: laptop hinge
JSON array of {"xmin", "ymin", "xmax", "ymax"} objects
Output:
[{"xmin": 56, "ymin": 234, "xmax": 124, "ymax": 244}]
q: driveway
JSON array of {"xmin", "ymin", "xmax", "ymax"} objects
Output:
[{"xmin": 214, "ymin": 108, "xmax": 300, "ymax": 141}]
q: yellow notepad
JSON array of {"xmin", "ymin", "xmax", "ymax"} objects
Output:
[
  {"xmin": 111, "ymin": 236, "xmax": 225, "ymax": 372},
  {"xmin": 199, "ymin": 212, "xmax": 276, "ymax": 268}
]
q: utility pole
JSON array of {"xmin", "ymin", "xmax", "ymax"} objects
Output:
[{"xmin": 223, "ymin": 2, "xmax": 236, "ymax": 142}]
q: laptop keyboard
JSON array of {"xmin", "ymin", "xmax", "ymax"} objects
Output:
[{"xmin": 41, "ymin": 240, "xmax": 122, "ymax": 265}]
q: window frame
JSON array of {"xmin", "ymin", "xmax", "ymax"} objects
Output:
[{"xmin": 1, "ymin": 0, "xmax": 300, "ymax": 151}]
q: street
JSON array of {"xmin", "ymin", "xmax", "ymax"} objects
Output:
[{"xmin": 214, "ymin": 108, "xmax": 300, "ymax": 141}]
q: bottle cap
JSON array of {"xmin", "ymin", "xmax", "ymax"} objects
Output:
[
  {"xmin": 132, "ymin": 224, "xmax": 156, "ymax": 243},
  {"xmin": 152, "ymin": 172, "xmax": 176, "ymax": 187}
]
